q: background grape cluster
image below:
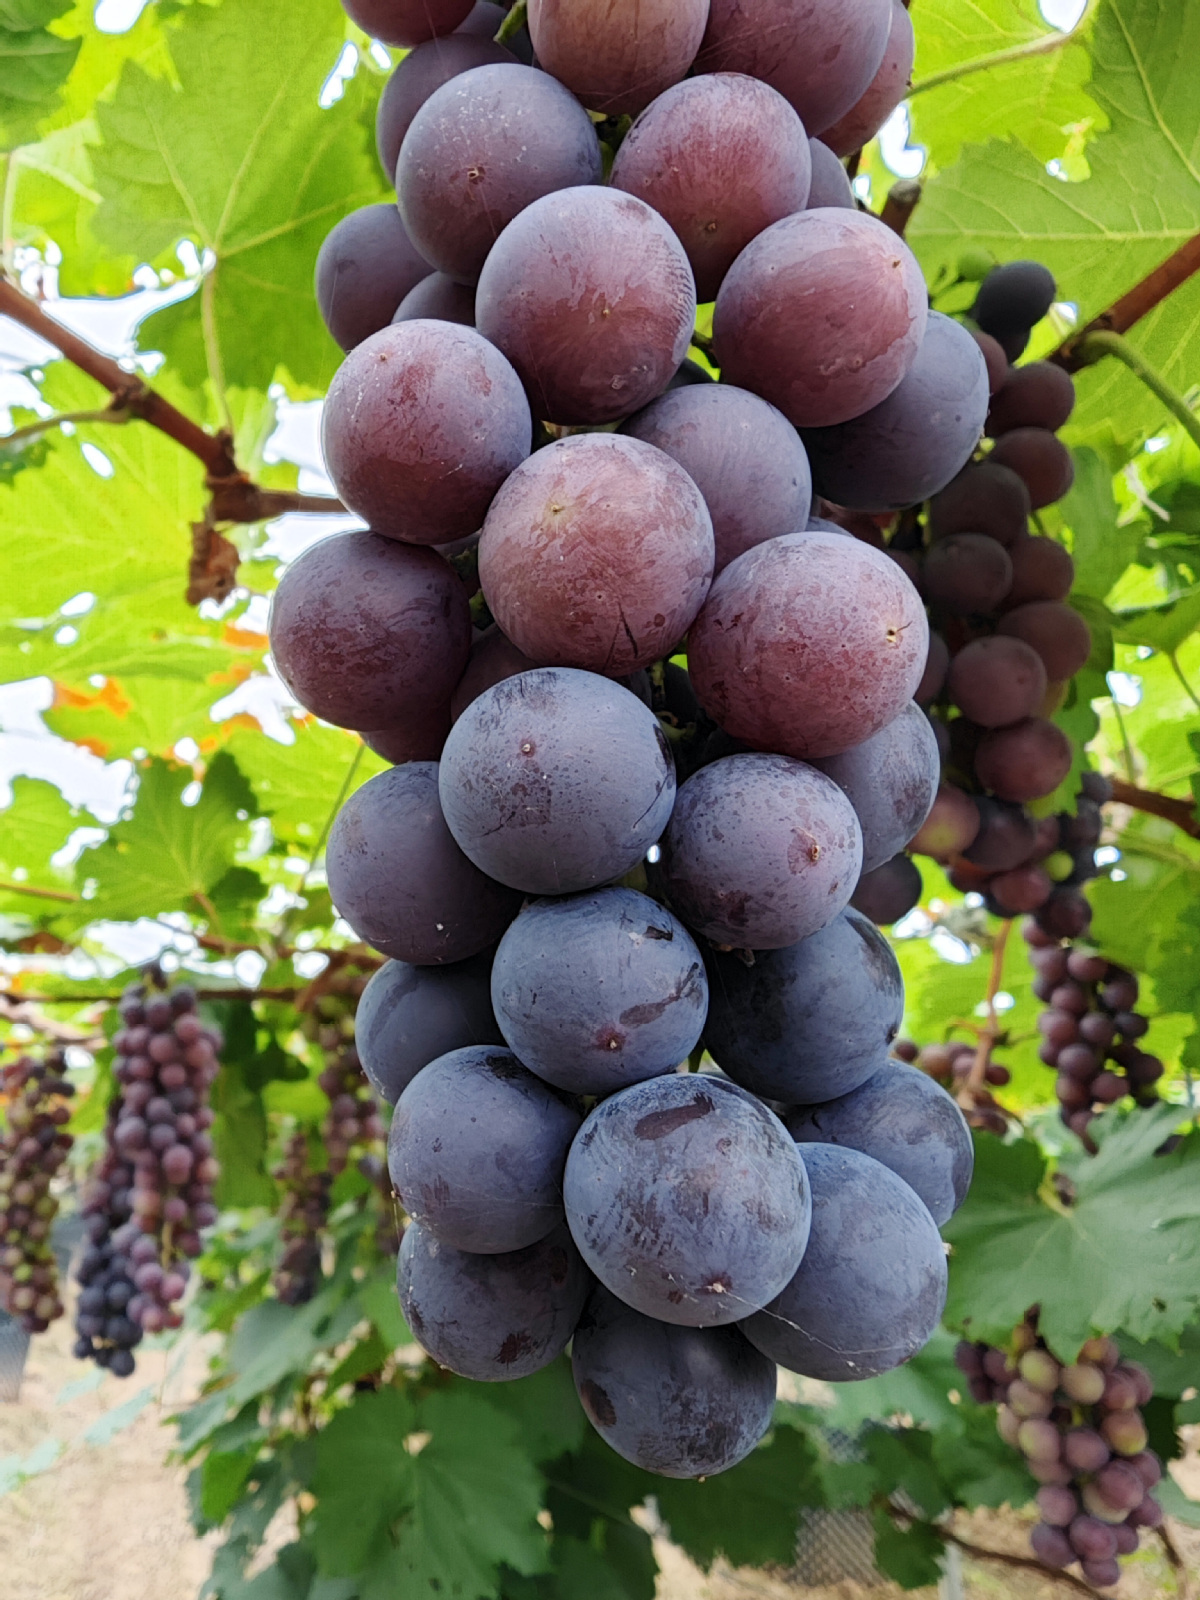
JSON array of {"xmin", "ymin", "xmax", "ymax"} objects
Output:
[
  {"xmin": 0, "ymin": 1049, "xmax": 74, "ymax": 1334},
  {"xmin": 956, "ymin": 1322, "xmax": 1163, "ymax": 1588},
  {"xmin": 74, "ymin": 980, "xmax": 221, "ymax": 1373}
]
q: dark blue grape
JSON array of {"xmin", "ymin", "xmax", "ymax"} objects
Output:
[
  {"xmin": 563, "ymin": 1074, "xmax": 810, "ymax": 1326},
  {"xmin": 571, "ymin": 1285, "xmax": 776, "ymax": 1477},
  {"xmin": 742, "ymin": 1144, "xmax": 947, "ymax": 1381},
  {"xmin": 850, "ymin": 853, "xmax": 923, "ymax": 926},
  {"xmin": 388, "ymin": 1046, "xmax": 581, "ymax": 1253},
  {"xmin": 656, "ymin": 753, "xmax": 862, "ymax": 949},
  {"xmin": 439, "ymin": 669, "xmax": 676, "ymax": 895},
  {"xmin": 785, "ymin": 1060, "xmax": 973, "ymax": 1226},
  {"xmin": 356, "ymin": 953, "xmax": 504, "ymax": 1105},
  {"xmin": 397, "ymin": 1219, "xmax": 588, "ymax": 1381},
  {"xmin": 703, "ymin": 907, "xmax": 903, "ymax": 1104},
  {"xmin": 109, "ymin": 1348, "xmax": 136, "ymax": 1378},
  {"xmin": 813, "ymin": 702, "xmax": 940, "ymax": 874},
  {"xmin": 490, "ymin": 889, "xmax": 708, "ymax": 1097},
  {"xmin": 327, "ymin": 763, "xmax": 522, "ymax": 965}
]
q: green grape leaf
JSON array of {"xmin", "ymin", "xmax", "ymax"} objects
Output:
[
  {"xmin": 0, "ymin": 0, "xmax": 80, "ymax": 147},
  {"xmin": 74, "ymin": 750, "xmax": 258, "ymax": 930},
  {"xmin": 1156, "ymin": 1475, "xmax": 1200, "ymax": 1529},
  {"xmin": 872, "ymin": 1509, "xmax": 945, "ymax": 1590},
  {"xmin": 821, "ymin": 1327, "xmax": 966, "ymax": 1435},
  {"xmin": 931, "ymin": 1408, "xmax": 1036, "ymax": 1509},
  {"xmin": 0, "ymin": 775, "xmax": 79, "ymax": 920},
  {"xmin": 478, "ymin": 1358, "xmax": 587, "ymax": 1466},
  {"xmin": 1059, "ymin": 446, "xmax": 1140, "ymax": 602},
  {"xmin": 0, "ymin": 367, "xmax": 240, "ymax": 707},
  {"xmin": 909, "ymin": 0, "xmax": 1200, "ymax": 453},
  {"xmin": 90, "ymin": 0, "xmax": 389, "ymax": 394},
  {"xmin": 225, "ymin": 721, "xmax": 387, "ymax": 849},
  {"xmin": 654, "ymin": 1423, "xmax": 823, "ymax": 1570},
  {"xmin": 313, "ymin": 1388, "xmax": 548, "ymax": 1600},
  {"xmin": 943, "ymin": 1107, "xmax": 1200, "ymax": 1356},
  {"xmin": 908, "ymin": 0, "xmax": 1099, "ymax": 173}
]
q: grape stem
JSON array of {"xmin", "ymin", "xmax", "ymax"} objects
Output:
[
  {"xmin": 958, "ymin": 917, "xmax": 1012, "ymax": 1114},
  {"xmin": 1069, "ymin": 330, "xmax": 1200, "ymax": 453},
  {"xmin": 880, "ymin": 180, "xmax": 921, "ymax": 240},
  {"xmin": 0, "ymin": 275, "xmax": 346, "ymax": 526},
  {"xmin": 907, "ymin": 0, "xmax": 1099, "ymax": 97},
  {"xmin": 495, "ymin": 0, "xmax": 526, "ymax": 43},
  {"xmin": 1108, "ymin": 776, "xmax": 1200, "ymax": 839},
  {"xmin": 921, "ymin": 1523, "xmax": 1103, "ymax": 1597},
  {"xmin": 1052, "ymin": 231, "xmax": 1200, "ymax": 370}
]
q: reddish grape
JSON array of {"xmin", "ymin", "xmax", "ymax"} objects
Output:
[
  {"xmin": 947, "ymin": 636, "xmax": 1047, "ymax": 728},
  {"xmin": 987, "ymin": 361, "xmax": 1076, "ymax": 436},
  {"xmin": 322, "ymin": 321, "xmax": 531, "ymax": 544},
  {"xmin": 268, "ymin": 531, "xmax": 471, "ymax": 731},
  {"xmin": 315, "ymin": 204, "xmax": 431, "ymax": 352},
  {"xmin": 714, "ymin": 209, "xmax": 927, "ymax": 427},
  {"xmin": 527, "ymin": 0, "xmax": 709, "ymax": 116},
  {"xmin": 923, "ymin": 534, "xmax": 1013, "ymax": 614},
  {"xmin": 928, "ymin": 460, "xmax": 1031, "ymax": 548},
  {"xmin": 476, "ymin": 188, "xmax": 696, "ymax": 425},
  {"xmin": 688, "ymin": 531, "xmax": 929, "ymax": 760},
  {"xmin": 997, "ymin": 601, "xmax": 1093, "ymax": 681},
  {"xmin": 375, "ymin": 33, "xmax": 516, "ymax": 181},
  {"xmin": 818, "ymin": 0, "xmax": 915, "ymax": 156},
  {"xmin": 989, "ymin": 427, "xmax": 1075, "ymax": 508},
  {"xmin": 478, "ymin": 434, "xmax": 714, "ymax": 675},
  {"xmin": 807, "ymin": 137, "xmax": 855, "ymax": 209},
  {"xmin": 621, "ymin": 384, "xmax": 812, "ymax": 574},
  {"xmin": 1004, "ymin": 536, "xmax": 1075, "ymax": 607},
  {"xmin": 343, "ymin": 0, "xmax": 474, "ymax": 45},
  {"xmin": 392, "ymin": 273, "xmax": 476, "ymax": 327},
  {"xmin": 611, "ymin": 74, "xmax": 812, "ymax": 303},
  {"xmin": 397, "ymin": 65, "xmax": 602, "ymax": 284},
  {"xmin": 975, "ymin": 718, "xmax": 1073, "ymax": 803},
  {"xmin": 696, "ymin": 0, "xmax": 893, "ymax": 136}
]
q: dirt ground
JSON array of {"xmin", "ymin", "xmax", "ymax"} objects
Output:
[{"xmin": 0, "ymin": 1311, "xmax": 1197, "ymax": 1600}]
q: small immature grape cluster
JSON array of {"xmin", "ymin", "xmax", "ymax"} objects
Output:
[
  {"xmin": 75, "ymin": 981, "xmax": 221, "ymax": 1371},
  {"xmin": 955, "ymin": 1322, "xmax": 1163, "ymax": 1589},
  {"xmin": 0, "ymin": 1050, "xmax": 74, "ymax": 1333},
  {"xmin": 894, "ymin": 1038, "xmax": 1011, "ymax": 1136},
  {"xmin": 272, "ymin": 1132, "xmax": 330, "ymax": 1307},
  {"xmin": 1023, "ymin": 920, "xmax": 1163, "ymax": 1144}
]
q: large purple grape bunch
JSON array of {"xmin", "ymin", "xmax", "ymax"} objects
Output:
[
  {"xmin": 955, "ymin": 1321, "xmax": 1163, "ymax": 1588},
  {"xmin": 265, "ymin": 0, "xmax": 1104, "ymax": 1479},
  {"xmin": 1023, "ymin": 919, "xmax": 1164, "ymax": 1146},
  {"xmin": 0, "ymin": 1050, "xmax": 74, "ymax": 1334},
  {"xmin": 75, "ymin": 980, "xmax": 221, "ymax": 1371}
]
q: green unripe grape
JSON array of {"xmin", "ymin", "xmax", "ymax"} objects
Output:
[
  {"xmin": 996, "ymin": 1404, "xmax": 1021, "ymax": 1446},
  {"xmin": 1061, "ymin": 1362, "xmax": 1106, "ymax": 1403},
  {"xmin": 1102, "ymin": 1410, "xmax": 1148, "ymax": 1456},
  {"xmin": 1046, "ymin": 851, "xmax": 1076, "ymax": 883},
  {"xmin": 1017, "ymin": 1418, "xmax": 1061, "ymax": 1463},
  {"xmin": 1019, "ymin": 1348, "xmax": 1061, "ymax": 1394},
  {"xmin": 1008, "ymin": 1378, "xmax": 1054, "ymax": 1418}
]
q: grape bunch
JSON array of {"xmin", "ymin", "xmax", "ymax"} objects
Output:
[
  {"xmin": 75, "ymin": 981, "xmax": 221, "ymax": 1369},
  {"xmin": 955, "ymin": 1323, "xmax": 1163, "ymax": 1588},
  {"xmin": 894, "ymin": 1037, "xmax": 1011, "ymax": 1136},
  {"xmin": 0, "ymin": 1050, "xmax": 74, "ymax": 1334},
  {"xmin": 272, "ymin": 1132, "xmax": 331, "ymax": 1307},
  {"xmin": 1023, "ymin": 920, "xmax": 1164, "ymax": 1145},
  {"xmin": 261, "ymin": 0, "xmax": 1092, "ymax": 1478}
]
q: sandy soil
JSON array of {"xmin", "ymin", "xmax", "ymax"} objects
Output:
[{"xmin": 0, "ymin": 1311, "xmax": 1197, "ymax": 1600}]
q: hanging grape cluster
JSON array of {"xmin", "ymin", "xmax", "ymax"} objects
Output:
[
  {"xmin": 892, "ymin": 1038, "xmax": 1011, "ymax": 1136},
  {"xmin": 75, "ymin": 980, "xmax": 221, "ymax": 1372},
  {"xmin": 1023, "ymin": 920, "xmax": 1164, "ymax": 1145},
  {"xmin": 0, "ymin": 1049, "xmax": 74, "ymax": 1334},
  {"xmin": 956, "ymin": 1321, "xmax": 1163, "ymax": 1588},
  {"xmin": 272, "ymin": 1132, "xmax": 331, "ymax": 1307}
]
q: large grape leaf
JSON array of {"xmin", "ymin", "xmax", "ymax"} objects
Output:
[
  {"xmin": 89, "ymin": 0, "xmax": 388, "ymax": 394},
  {"xmin": 908, "ymin": 0, "xmax": 1100, "ymax": 172},
  {"xmin": 0, "ymin": 774, "xmax": 80, "ymax": 926},
  {"xmin": 0, "ymin": 0, "xmax": 80, "ymax": 148},
  {"xmin": 942, "ymin": 1106, "xmax": 1200, "ymax": 1357},
  {"xmin": 224, "ymin": 721, "xmax": 387, "ymax": 850},
  {"xmin": 909, "ymin": 0, "xmax": 1200, "ymax": 453},
  {"xmin": 73, "ymin": 750, "xmax": 261, "ymax": 933},
  {"xmin": 0, "ymin": 366, "xmax": 239, "ymax": 692},
  {"xmin": 311, "ymin": 1387, "xmax": 548, "ymax": 1600}
]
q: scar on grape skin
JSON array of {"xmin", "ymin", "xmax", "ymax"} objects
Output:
[
  {"xmin": 633, "ymin": 1094, "xmax": 714, "ymax": 1140},
  {"xmin": 580, "ymin": 1379, "xmax": 617, "ymax": 1426}
]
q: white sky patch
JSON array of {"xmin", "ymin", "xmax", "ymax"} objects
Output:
[
  {"xmin": 931, "ymin": 926, "xmax": 976, "ymax": 964},
  {"xmin": 1107, "ymin": 671, "xmax": 1142, "ymax": 707},
  {"xmin": 81, "ymin": 442, "xmax": 114, "ymax": 477},
  {"xmin": 209, "ymin": 673, "xmax": 299, "ymax": 744},
  {"xmin": 878, "ymin": 105, "xmax": 925, "ymax": 179},
  {"xmin": 1040, "ymin": 0, "xmax": 1088, "ymax": 27},
  {"xmin": 94, "ymin": 0, "xmax": 152, "ymax": 32},
  {"xmin": 320, "ymin": 43, "xmax": 360, "ymax": 108}
]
